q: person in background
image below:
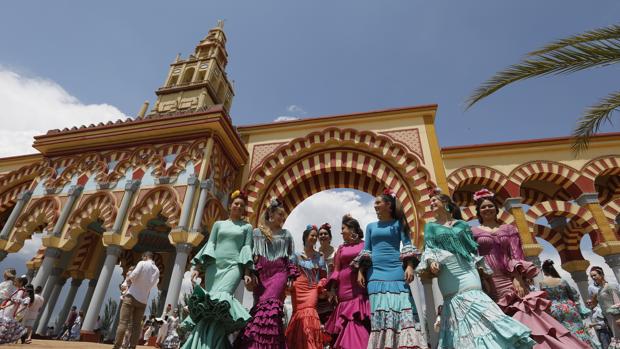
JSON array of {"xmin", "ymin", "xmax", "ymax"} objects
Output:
[
  {"xmin": 156, "ymin": 316, "xmax": 169, "ymax": 348},
  {"xmin": 588, "ymin": 299, "xmax": 611, "ymax": 349},
  {"xmin": 58, "ymin": 305, "xmax": 78, "ymax": 340},
  {"xmin": 21, "ymin": 285, "xmax": 44, "ymax": 344},
  {"xmin": 69, "ymin": 310, "xmax": 83, "ymax": 341},
  {"xmin": 433, "ymin": 305, "xmax": 443, "ymax": 333},
  {"xmin": 0, "ymin": 268, "xmax": 16, "ymax": 305},
  {"xmin": 0, "ymin": 275, "xmax": 29, "ymax": 344},
  {"xmin": 113, "ymin": 251, "xmax": 160, "ymax": 349},
  {"xmin": 317, "ymin": 223, "xmax": 335, "ymax": 325},
  {"xmin": 590, "ymin": 266, "xmax": 620, "ymax": 349}
]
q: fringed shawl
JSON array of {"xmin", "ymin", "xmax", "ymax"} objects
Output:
[{"xmin": 424, "ymin": 220, "xmax": 478, "ymax": 261}]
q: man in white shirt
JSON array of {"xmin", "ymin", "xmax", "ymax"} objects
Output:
[
  {"xmin": 22, "ymin": 285, "xmax": 44, "ymax": 343},
  {"xmin": 113, "ymin": 251, "xmax": 160, "ymax": 349}
]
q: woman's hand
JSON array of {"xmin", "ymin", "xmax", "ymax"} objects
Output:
[
  {"xmin": 327, "ymin": 290, "xmax": 338, "ymax": 304},
  {"xmin": 286, "ymin": 278, "xmax": 293, "ymax": 290},
  {"xmin": 357, "ymin": 269, "xmax": 366, "ymax": 288},
  {"xmin": 243, "ymin": 275, "xmax": 257, "ymax": 291},
  {"xmin": 404, "ymin": 265, "xmax": 415, "ymax": 283},
  {"xmin": 513, "ymin": 276, "xmax": 526, "ymax": 298},
  {"xmin": 430, "ymin": 261, "xmax": 440, "ymax": 275}
]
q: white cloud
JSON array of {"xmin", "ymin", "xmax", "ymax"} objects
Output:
[
  {"xmin": 273, "ymin": 116, "xmax": 299, "ymax": 122},
  {"xmin": 284, "ymin": 189, "xmax": 376, "ymax": 250},
  {"xmin": 286, "ymin": 104, "xmax": 307, "ymax": 115},
  {"xmin": 0, "ymin": 68, "xmax": 127, "ymax": 157}
]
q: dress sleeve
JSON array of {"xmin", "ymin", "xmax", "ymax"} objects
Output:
[
  {"xmin": 350, "ymin": 223, "xmax": 372, "ymax": 268},
  {"xmin": 238, "ymin": 223, "xmax": 254, "ymax": 268},
  {"xmin": 564, "ymin": 280, "xmax": 591, "ymax": 318},
  {"xmin": 327, "ymin": 246, "xmax": 343, "ymax": 288},
  {"xmin": 400, "ymin": 221, "xmax": 420, "ymax": 267},
  {"xmin": 505, "ymin": 225, "xmax": 539, "ymax": 280},
  {"xmin": 191, "ymin": 221, "xmax": 220, "ymax": 268},
  {"xmin": 416, "ymin": 223, "xmax": 438, "ymax": 277}
]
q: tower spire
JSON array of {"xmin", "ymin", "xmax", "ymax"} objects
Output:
[{"xmin": 150, "ymin": 20, "xmax": 234, "ymax": 115}]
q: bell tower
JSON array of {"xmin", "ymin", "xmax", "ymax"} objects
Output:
[{"xmin": 150, "ymin": 20, "xmax": 234, "ymax": 115}]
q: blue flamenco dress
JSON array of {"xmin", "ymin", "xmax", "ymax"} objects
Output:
[
  {"xmin": 182, "ymin": 219, "xmax": 253, "ymax": 349},
  {"xmin": 416, "ymin": 221, "xmax": 535, "ymax": 349},
  {"xmin": 352, "ymin": 219, "xmax": 428, "ymax": 348}
]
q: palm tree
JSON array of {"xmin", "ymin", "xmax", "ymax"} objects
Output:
[{"xmin": 467, "ymin": 24, "xmax": 620, "ymax": 152}]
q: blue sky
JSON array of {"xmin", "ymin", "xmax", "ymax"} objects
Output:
[{"xmin": 0, "ymin": 0, "xmax": 618, "ymax": 321}]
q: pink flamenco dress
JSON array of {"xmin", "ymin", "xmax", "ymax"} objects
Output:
[
  {"xmin": 285, "ymin": 251, "xmax": 327, "ymax": 349},
  {"xmin": 235, "ymin": 228, "xmax": 298, "ymax": 349},
  {"xmin": 324, "ymin": 241, "xmax": 371, "ymax": 349},
  {"xmin": 472, "ymin": 224, "xmax": 591, "ymax": 349}
]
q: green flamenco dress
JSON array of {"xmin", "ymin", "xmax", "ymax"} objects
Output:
[
  {"xmin": 182, "ymin": 219, "xmax": 253, "ymax": 349},
  {"xmin": 416, "ymin": 221, "xmax": 535, "ymax": 349}
]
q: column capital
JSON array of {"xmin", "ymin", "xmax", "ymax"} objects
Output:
[
  {"xmin": 106, "ymin": 245, "xmax": 123, "ymax": 257},
  {"xmin": 17, "ymin": 190, "xmax": 33, "ymax": 201},
  {"xmin": 605, "ymin": 253, "xmax": 620, "ymax": 268},
  {"xmin": 504, "ymin": 197, "xmax": 523, "ymax": 211},
  {"xmin": 562, "ymin": 259, "xmax": 590, "ymax": 273},
  {"xmin": 71, "ymin": 278, "xmax": 84, "ymax": 287},
  {"xmin": 88, "ymin": 279, "xmax": 98, "ymax": 287},
  {"xmin": 200, "ymin": 178, "xmax": 213, "ymax": 190},
  {"xmin": 124, "ymin": 180, "xmax": 141, "ymax": 192},
  {"xmin": 68, "ymin": 185, "xmax": 84, "ymax": 197},
  {"xmin": 187, "ymin": 174, "xmax": 199, "ymax": 186},
  {"xmin": 44, "ymin": 247, "xmax": 63, "ymax": 259},
  {"xmin": 155, "ymin": 176, "xmax": 171, "ymax": 185},
  {"xmin": 576, "ymin": 193, "xmax": 600, "ymax": 206},
  {"xmin": 176, "ymin": 242, "xmax": 193, "ymax": 255}
]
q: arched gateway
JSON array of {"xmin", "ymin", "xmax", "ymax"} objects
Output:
[{"xmin": 0, "ymin": 23, "xmax": 619, "ymax": 347}]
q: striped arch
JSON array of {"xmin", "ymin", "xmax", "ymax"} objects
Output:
[
  {"xmin": 127, "ymin": 186, "xmax": 182, "ymax": 237},
  {"xmin": 27, "ymin": 246, "xmax": 47, "ymax": 270},
  {"xmin": 0, "ymin": 181, "xmax": 33, "ymax": 214},
  {"xmin": 100, "ymin": 145, "xmax": 164, "ymax": 184},
  {"xmin": 66, "ymin": 231, "xmax": 101, "ymax": 276},
  {"xmin": 460, "ymin": 206, "xmax": 514, "ymax": 225},
  {"xmin": 0, "ymin": 161, "xmax": 45, "ymax": 190},
  {"xmin": 245, "ymin": 128, "xmax": 436, "ymax": 246},
  {"xmin": 603, "ymin": 199, "xmax": 620, "ymax": 226},
  {"xmin": 10, "ymin": 197, "xmax": 61, "ymax": 249},
  {"xmin": 46, "ymin": 153, "xmax": 107, "ymax": 189},
  {"xmin": 581, "ymin": 156, "xmax": 620, "ymax": 181},
  {"xmin": 510, "ymin": 161, "xmax": 586, "ymax": 202},
  {"xmin": 63, "ymin": 193, "xmax": 117, "ymax": 248},
  {"xmin": 201, "ymin": 198, "xmax": 227, "ymax": 233},
  {"xmin": 532, "ymin": 224, "xmax": 566, "ymax": 252},
  {"xmin": 447, "ymin": 166, "xmax": 515, "ymax": 206}
]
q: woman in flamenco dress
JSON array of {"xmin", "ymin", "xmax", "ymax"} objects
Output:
[
  {"xmin": 324, "ymin": 214, "xmax": 371, "ymax": 349},
  {"xmin": 590, "ymin": 266, "xmax": 620, "ymax": 349},
  {"xmin": 285, "ymin": 225, "xmax": 328, "ymax": 349},
  {"xmin": 235, "ymin": 198, "xmax": 297, "ymax": 349},
  {"xmin": 471, "ymin": 188, "xmax": 592, "ymax": 349},
  {"xmin": 416, "ymin": 191, "xmax": 535, "ymax": 349},
  {"xmin": 182, "ymin": 190, "xmax": 254, "ymax": 349},
  {"xmin": 353, "ymin": 189, "xmax": 428, "ymax": 349}
]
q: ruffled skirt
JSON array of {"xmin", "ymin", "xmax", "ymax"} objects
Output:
[
  {"xmin": 236, "ymin": 298, "xmax": 286, "ymax": 349},
  {"xmin": 367, "ymin": 280, "xmax": 428, "ymax": 349},
  {"xmin": 498, "ymin": 290, "xmax": 592, "ymax": 349},
  {"xmin": 0, "ymin": 316, "xmax": 26, "ymax": 344},
  {"xmin": 285, "ymin": 307, "xmax": 323, "ymax": 349},
  {"xmin": 181, "ymin": 286, "xmax": 251, "ymax": 349},
  {"xmin": 439, "ymin": 288, "xmax": 535, "ymax": 349},
  {"xmin": 325, "ymin": 295, "xmax": 371, "ymax": 349}
]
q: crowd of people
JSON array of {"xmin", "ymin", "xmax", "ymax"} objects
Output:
[{"xmin": 1, "ymin": 186, "xmax": 620, "ymax": 349}]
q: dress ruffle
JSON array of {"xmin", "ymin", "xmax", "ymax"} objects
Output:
[
  {"xmin": 235, "ymin": 298, "xmax": 286, "ymax": 349},
  {"xmin": 186, "ymin": 285, "xmax": 250, "ymax": 334},
  {"xmin": 399, "ymin": 244, "xmax": 421, "ymax": 268},
  {"xmin": 285, "ymin": 307, "xmax": 323, "ymax": 349},
  {"xmin": 0, "ymin": 316, "xmax": 26, "ymax": 344},
  {"xmin": 350, "ymin": 249, "xmax": 372, "ymax": 269},
  {"xmin": 507, "ymin": 258, "xmax": 539, "ymax": 279},
  {"xmin": 238, "ymin": 244, "xmax": 253, "ymax": 267},
  {"xmin": 367, "ymin": 280, "xmax": 410, "ymax": 295},
  {"xmin": 325, "ymin": 297, "xmax": 371, "ymax": 349},
  {"xmin": 439, "ymin": 288, "xmax": 535, "ymax": 349}
]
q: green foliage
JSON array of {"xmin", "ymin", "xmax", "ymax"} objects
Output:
[{"xmin": 101, "ymin": 298, "xmax": 118, "ymax": 337}]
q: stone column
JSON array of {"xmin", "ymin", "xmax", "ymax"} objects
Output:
[
  {"xmin": 190, "ymin": 179, "xmax": 212, "ymax": 233},
  {"xmin": 82, "ymin": 245, "xmax": 123, "ymax": 332},
  {"xmin": 81, "ymin": 279, "xmax": 98, "ymax": 314},
  {"xmin": 55, "ymin": 278, "xmax": 83, "ymax": 335},
  {"xmin": 504, "ymin": 198, "xmax": 544, "ymax": 258},
  {"xmin": 0, "ymin": 190, "xmax": 33, "ymax": 239},
  {"xmin": 578, "ymin": 193, "xmax": 617, "ymax": 246},
  {"xmin": 51, "ymin": 185, "xmax": 83, "ymax": 237},
  {"xmin": 605, "ymin": 254, "xmax": 620, "ymax": 284},
  {"xmin": 177, "ymin": 175, "xmax": 198, "ymax": 231},
  {"xmin": 570, "ymin": 271, "xmax": 591, "ymax": 303},
  {"xmin": 421, "ymin": 278, "xmax": 438, "ymax": 348},
  {"xmin": 111, "ymin": 180, "xmax": 141, "ymax": 234},
  {"xmin": 158, "ymin": 254, "xmax": 175, "ymax": 316},
  {"xmin": 32, "ymin": 247, "xmax": 62, "ymax": 290},
  {"xmin": 163, "ymin": 243, "xmax": 192, "ymax": 311},
  {"xmin": 36, "ymin": 277, "xmax": 67, "ymax": 335}
]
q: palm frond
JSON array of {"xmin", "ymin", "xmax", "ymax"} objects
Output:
[
  {"xmin": 572, "ymin": 90, "xmax": 620, "ymax": 153},
  {"xmin": 529, "ymin": 24, "xmax": 620, "ymax": 55},
  {"xmin": 466, "ymin": 40, "xmax": 620, "ymax": 109}
]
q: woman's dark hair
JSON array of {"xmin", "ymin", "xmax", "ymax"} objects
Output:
[
  {"xmin": 342, "ymin": 215, "xmax": 364, "ymax": 239},
  {"xmin": 25, "ymin": 284, "xmax": 34, "ymax": 306},
  {"xmin": 433, "ymin": 193, "xmax": 462, "ymax": 220},
  {"xmin": 302, "ymin": 225, "xmax": 318, "ymax": 246},
  {"xmin": 542, "ymin": 259, "xmax": 561, "ymax": 278},
  {"xmin": 16, "ymin": 276, "xmax": 28, "ymax": 287},
  {"xmin": 380, "ymin": 193, "xmax": 411, "ymax": 236},
  {"xmin": 474, "ymin": 197, "xmax": 500, "ymax": 223},
  {"xmin": 260, "ymin": 198, "xmax": 284, "ymax": 241},
  {"xmin": 319, "ymin": 223, "xmax": 332, "ymax": 239},
  {"xmin": 590, "ymin": 266, "xmax": 605, "ymax": 276}
]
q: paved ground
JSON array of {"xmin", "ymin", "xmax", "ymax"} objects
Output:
[{"xmin": 2, "ymin": 340, "xmax": 152, "ymax": 348}]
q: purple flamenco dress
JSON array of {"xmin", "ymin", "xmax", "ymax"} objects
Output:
[
  {"xmin": 235, "ymin": 228, "xmax": 297, "ymax": 349},
  {"xmin": 473, "ymin": 224, "xmax": 591, "ymax": 349},
  {"xmin": 325, "ymin": 241, "xmax": 371, "ymax": 349}
]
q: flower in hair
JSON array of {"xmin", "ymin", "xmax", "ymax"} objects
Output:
[
  {"xmin": 230, "ymin": 190, "xmax": 247, "ymax": 200},
  {"xmin": 383, "ymin": 188, "xmax": 396, "ymax": 198},
  {"xmin": 269, "ymin": 198, "xmax": 281, "ymax": 207},
  {"xmin": 306, "ymin": 224, "xmax": 318, "ymax": 231},
  {"xmin": 473, "ymin": 188, "xmax": 495, "ymax": 201},
  {"xmin": 320, "ymin": 222, "xmax": 331, "ymax": 231}
]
